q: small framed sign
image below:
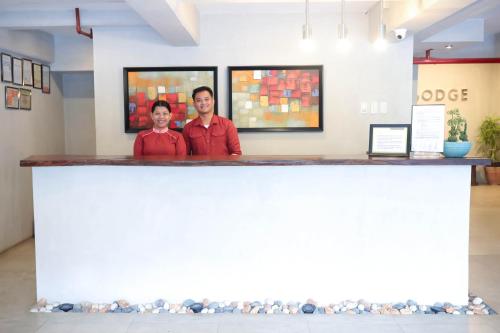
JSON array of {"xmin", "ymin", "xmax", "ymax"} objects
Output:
[
  {"xmin": 368, "ymin": 124, "xmax": 411, "ymax": 157},
  {"xmin": 1, "ymin": 53, "xmax": 13, "ymax": 83},
  {"xmin": 12, "ymin": 57, "xmax": 23, "ymax": 85},
  {"xmin": 19, "ymin": 88, "xmax": 31, "ymax": 110},
  {"xmin": 411, "ymin": 104, "xmax": 445, "ymax": 153},
  {"xmin": 42, "ymin": 65, "xmax": 50, "ymax": 94},
  {"xmin": 33, "ymin": 63, "xmax": 42, "ymax": 89},
  {"xmin": 22, "ymin": 59, "xmax": 33, "ymax": 86},
  {"xmin": 5, "ymin": 86, "xmax": 20, "ymax": 109}
]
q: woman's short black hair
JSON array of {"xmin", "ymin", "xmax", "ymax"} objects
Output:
[
  {"xmin": 192, "ymin": 86, "xmax": 214, "ymax": 100},
  {"xmin": 151, "ymin": 100, "xmax": 171, "ymax": 113}
]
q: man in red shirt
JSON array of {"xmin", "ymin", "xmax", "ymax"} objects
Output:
[{"xmin": 183, "ymin": 86, "xmax": 242, "ymax": 155}]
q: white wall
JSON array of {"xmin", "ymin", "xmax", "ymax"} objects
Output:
[
  {"xmin": 93, "ymin": 13, "xmax": 414, "ymax": 155},
  {"xmin": 53, "ymin": 35, "xmax": 93, "ymax": 72},
  {"xmin": 0, "ymin": 49, "xmax": 65, "ymax": 253},
  {"xmin": 62, "ymin": 72, "xmax": 96, "ymax": 155},
  {"xmin": 0, "ymin": 29, "xmax": 54, "ymax": 63}
]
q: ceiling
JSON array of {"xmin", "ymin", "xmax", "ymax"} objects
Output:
[{"xmin": 0, "ymin": 0, "xmax": 499, "ymax": 57}]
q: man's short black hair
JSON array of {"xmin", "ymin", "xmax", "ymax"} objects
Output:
[
  {"xmin": 151, "ymin": 100, "xmax": 171, "ymax": 113},
  {"xmin": 192, "ymin": 86, "xmax": 214, "ymax": 100}
]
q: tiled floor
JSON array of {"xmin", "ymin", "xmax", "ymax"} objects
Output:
[{"xmin": 0, "ymin": 185, "xmax": 499, "ymax": 332}]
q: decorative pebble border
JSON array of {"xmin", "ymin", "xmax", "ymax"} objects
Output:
[{"xmin": 31, "ymin": 296, "xmax": 496, "ymax": 315}]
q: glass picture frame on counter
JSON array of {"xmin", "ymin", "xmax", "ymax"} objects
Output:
[
  {"xmin": 411, "ymin": 104, "xmax": 445, "ymax": 153},
  {"xmin": 1, "ymin": 53, "xmax": 13, "ymax": 83},
  {"xmin": 22, "ymin": 58, "xmax": 33, "ymax": 86},
  {"xmin": 5, "ymin": 86, "xmax": 20, "ymax": 109},
  {"xmin": 12, "ymin": 57, "xmax": 23, "ymax": 85},
  {"xmin": 19, "ymin": 89, "xmax": 32, "ymax": 110},
  {"xmin": 368, "ymin": 124, "xmax": 411, "ymax": 157},
  {"xmin": 33, "ymin": 63, "xmax": 42, "ymax": 89}
]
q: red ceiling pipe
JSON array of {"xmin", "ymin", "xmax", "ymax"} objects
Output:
[
  {"xmin": 414, "ymin": 48, "xmax": 500, "ymax": 64},
  {"xmin": 75, "ymin": 8, "xmax": 93, "ymax": 39}
]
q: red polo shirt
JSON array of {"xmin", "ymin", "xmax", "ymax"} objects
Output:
[
  {"xmin": 182, "ymin": 115, "xmax": 242, "ymax": 156},
  {"xmin": 134, "ymin": 129, "xmax": 187, "ymax": 156}
]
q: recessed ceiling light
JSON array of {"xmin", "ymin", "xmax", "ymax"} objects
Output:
[{"xmin": 445, "ymin": 44, "xmax": 453, "ymax": 49}]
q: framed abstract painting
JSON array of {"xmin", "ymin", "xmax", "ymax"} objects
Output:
[
  {"xmin": 228, "ymin": 65, "xmax": 323, "ymax": 132},
  {"xmin": 123, "ymin": 67, "xmax": 218, "ymax": 133}
]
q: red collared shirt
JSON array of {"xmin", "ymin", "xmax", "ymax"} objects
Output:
[
  {"xmin": 182, "ymin": 115, "xmax": 242, "ymax": 156},
  {"xmin": 134, "ymin": 129, "xmax": 187, "ymax": 156}
]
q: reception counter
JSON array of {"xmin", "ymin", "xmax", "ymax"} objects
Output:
[{"xmin": 21, "ymin": 155, "xmax": 490, "ymax": 305}]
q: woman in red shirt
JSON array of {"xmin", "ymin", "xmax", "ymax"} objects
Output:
[{"xmin": 133, "ymin": 100, "xmax": 187, "ymax": 156}]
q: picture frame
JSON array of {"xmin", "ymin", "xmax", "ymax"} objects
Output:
[
  {"xmin": 228, "ymin": 65, "xmax": 323, "ymax": 132},
  {"xmin": 12, "ymin": 57, "xmax": 23, "ymax": 85},
  {"xmin": 1, "ymin": 53, "xmax": 13, "ymax": 83},
  {"xmin": 33, "ymin": 63, "xmax": 42, "ymax": 89},
  {"xmin": 5, "ymin": 86, "xmax": 20, "ymax": 109},
  {"xmin": 411, "ymin": 104, "xmax": 445, "ymax": 153},
  {"xmin": 368, "ymin": 124, "xmax": 411, "ymax": 157},
  {"xmin": 22, "ymin": 59, "xmax": 33, "ymax": 86},
  {"xmin": 19, "ymin": 88, "xmax": 32, "ymax": 110},
  {"xmin": 123, "ymin": 66, "xmax": 218, "ymax": 133},
  {"xmin": 42, "ymin": 65, "xmax": 50, "ymax": 93}
]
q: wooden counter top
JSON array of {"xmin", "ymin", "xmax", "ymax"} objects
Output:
[{"xmin": 20, "ymin": 155, "xmax": 491, "ymax": 167}]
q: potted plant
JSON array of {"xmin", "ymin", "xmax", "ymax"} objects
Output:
[
  {"xmin": 443, "ymin": 109, "xmax": 471, "ymax": 158},
  {"xmin": 477, "ymin": 116, "xmax": 500, "ymax": 185}
]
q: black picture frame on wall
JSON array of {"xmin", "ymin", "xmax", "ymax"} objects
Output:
[
  {"xmin": 123, "ymin": 66, "xmax": 218, "ymax": 133},
  {"xmin": 5, "ymin": 86, "xmax": 20, "ymax": 109},
  {"xmin": 33, "ymin": 63, "xmax": 42, "ymax": 89},
  {"xmin": 1, "ymin": 53, "xmax": 13, "ymax": 83},
  {"xmin": 12, "ymin": 57, "xmax": 23, "ymax": 85},
  {"xmin": 22, "ymin": 58, "xmax": 33, "ymax": 86},
  {"xmin": 228, "ymin": 65, "xmax": 323, "ymax": 132},
  {"xmin": 42, "ymin": 65, "xmax": 50, "ymax": 94}
]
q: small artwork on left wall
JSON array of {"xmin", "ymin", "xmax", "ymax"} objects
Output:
[{"xmin": 5, "ymin": 86, "xmax": 20, "ymax": 109}]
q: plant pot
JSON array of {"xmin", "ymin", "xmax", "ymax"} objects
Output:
[
  {"xmin": 485, "ymin": 165, "xmax": 500, "ymax": 185},
  {"xmin": 443, "ymin": 141, "xmax": 472, "ymax": 158}
]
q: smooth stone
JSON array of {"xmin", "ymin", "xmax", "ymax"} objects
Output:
[
  {"xmin": 208, "ymin": 302, "xmax": 219, "ymax": 309},
  {"xmin": 208, "ymin": 308, "xmax": 215, "ymax": 314},
  {"xmin": 215, "ymin": 308, "xmax": 224, "ymax": 313},
  {"xmin": 110, "ymin": 303, "xmax": 118, "ymax": 311},
  {"xmin": 113, "ymin": 308, "xmax": 123, "ymax": 313},
  {"xmin": 183, "ymin": 299, "xmax": 195, "ymax": 308},
  {"xmin": 233, "ymin": 308, "xmax": 242, "ymax": 314},
  {"xmin": 443, "ymin": 302, "xmax": 453, "ymax": 308},
  {"xmin": 223, "ymin": 306, "xmax": 234, "ymax": 313},
  {"xmin": 302, "ymin": 304, "xmax": 316, "ymax": 314},
  {"xmin": 152, "ymin": 308, "xmax": 160, "ymax": 314},
  {"xmin": 472, "ymin": 297, "xmax": 483, "ymax": 305},
  {"xmin": 466, "ymin": 310, "xmax": 474, "ymax": 315},
  {"xmin": 201, "ymin": 308, "xmax": 208, "ymax": 314},
  {"xmin": 58, "ymin": 303, "xmax": 74, "ymax": 312},
  {"xmin": 433, "ymin": 302, "xmax": 444, "ymax": 307},
  {"xmin": 73, "ymin": 304, "xmax": 82, "ymax": 312},
  {"xmin": 357, "ymin": 304, "xmax": 365, "ymax": 311},
  {"xmin": 154, "ymin": 299, "xmax": 165, "ymax": 308},
  {"xmin": 318, "ymin": 307, "xmax": 325, "ymax": 314},
  {"xmin": 274, "ymin": 300, "xmax": 283, "ymax": 307},
  {"xmin": 258, "ymin": 308, "xmax": 265, "ymax": 314},
  {"xmin": 333, "ymin": 305, "xmax": 341, "ymax": 312},
  {"xmin": 251, "ymin": 301, "xmax": 262, "ymax": 308},
  {"xmin": 52, "ymin": 308, "xmax": 63, "ymax": 313},
  {"xmin": 163, "ymin": 303, "xmax": 170, "ymax": 310},
  {"xmin": 283, "ymin": 308, "xmax": 290, "ymax": 314},
  {"xmin": 419, "ymin": 305, "xmax": 428, "ymax": 311},
  {"xmin": 431, "ymin": 306, "xmax": 445, "ymax": 313},
  {"xmin": 393, "ymin": 303, "xmax": 406, "ymax": 310},
  {"xmin": 122, "ymin": 307, "xmax": 134, "ymax": 313},
  {"xmin": 190, "ymin": 303, "xmax": 204, "ymax": 313},
  {"xmin": 409, "ymin": 305, "xmax": 418, "ymax": 312},
  {"xmin": 131, "ymin": 305, "xmax": 140, "ymax": 312},
  {"xmin": 169, "ymin": 309, "xmax": 176, "ymax": 314},
  {"xmin": 46, "ymin": 305, "xmax": 54, "ymax": 311}
]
